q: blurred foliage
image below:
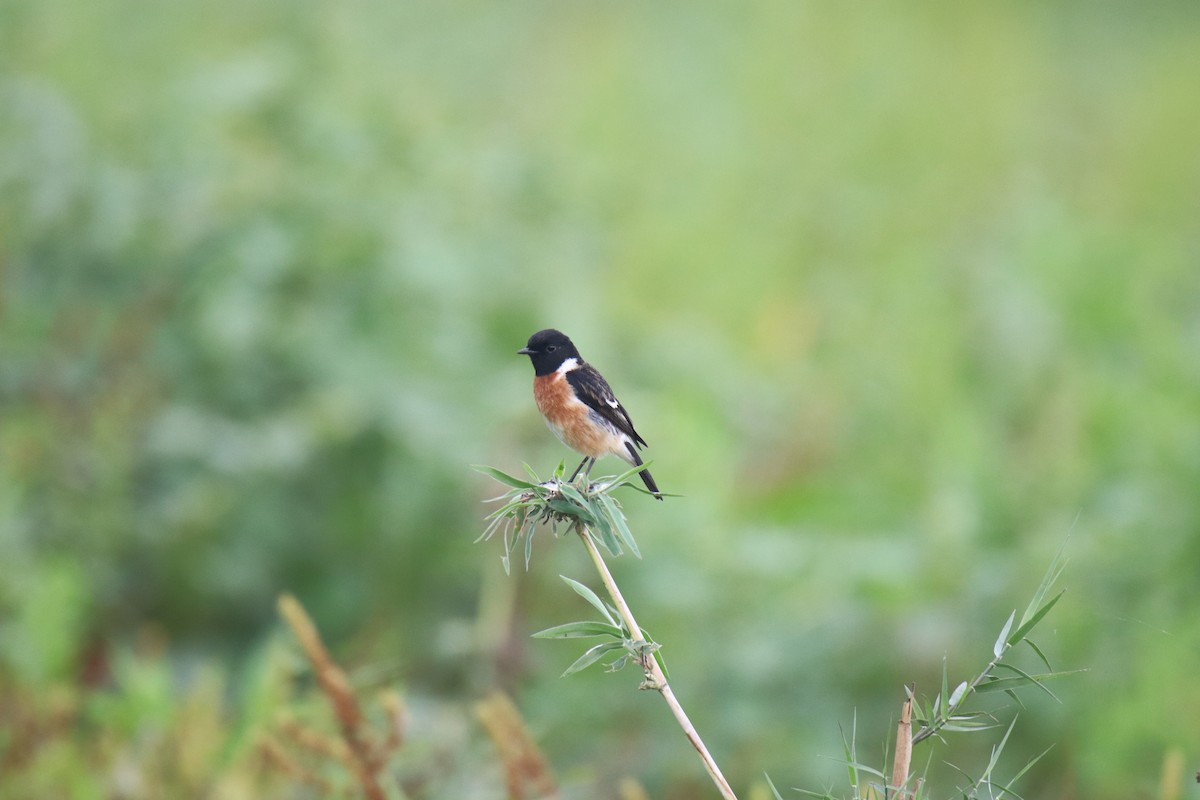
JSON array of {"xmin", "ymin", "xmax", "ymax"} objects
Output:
[{"xmin": 2, "ymin": 0, "xmax": 1199, "ymax": 797}]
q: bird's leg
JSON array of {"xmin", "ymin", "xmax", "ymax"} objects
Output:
[
  {"xmin": 568, "ymin": 457, "xmax": 593, "ymax": 483},
  {"xmin": 581, "ymin": 457, "xmax": 596, "ymax": 490},
  {"xmin": 580, "ymin": 460, "xmax": 600, "ymax": 491}
]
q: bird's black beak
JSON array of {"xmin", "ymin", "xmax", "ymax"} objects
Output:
[{"xmin": 517, "ymin": 346, "xmax": 534, "ymax": 355}]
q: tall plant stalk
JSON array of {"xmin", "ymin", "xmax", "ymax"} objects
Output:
[
  {"xmin": 575, "ymin": 524, "xmax": 737, "ymax": 800},
  {"xmin": 476, "ymin": 463, "xmax": 739, "ymax": 799}
]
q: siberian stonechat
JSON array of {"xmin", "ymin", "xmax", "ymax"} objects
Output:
[{"xmin": 518, "ymin": 329, "xmax": 662, "ymax": 499}]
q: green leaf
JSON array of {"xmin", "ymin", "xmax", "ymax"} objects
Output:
[
  {"xmin": 639, "ymin": 626, "xmax": 670, "ymax": 681},
  {"xmin": 948, "ymin": 680, "xmax": 968, "ymax": 709},
  {"xmin": 939, "ymin": 658, "xmax": 950, "ymax": 715},
  {"xmin": 940, "ymin": 721, "xmax": 999, "ymax": 733},
  {"xmin": 561, "ymin": 641, "xmax": 624, "ymax": 677},
  {"xmin": 994, "ymin": 610, "xmax": 1016, "ymax": 658},
  {"xmin": 585, "ymin": 519, "xmax": 623, "ymax": 557},
  {"xmin": 472, "ymin": 465, "xmax": 537, "ymax": 489},
  {"xmin": 483, "ymin": 498, "xmax": 526, "ymax": 523},
  {"xmin": 764, "ymin": 773, "xmax": 786, "ymax": 800},
  {"xmin": 652, "ymin": 649, "xmax": 671, "ymax": 682},
  {"xmin": 1024, "ymin": 638, "xmax": 1053, "ymax": 672},
  {"xmin": 839, "ymin": 713, "xmax": 859, "ymax": 791},
  {"xmin": 975, "ymin": 669, "xmax": 1085, "ymax": 694},
  {"xmin": 995, "ymin": 744, "xmax": 1054, "ymax": 798},
  {"xmin": 1007, "ymin": 589, "xmax": 1065, "ymax": 647},
  {"xmin": 598, "ymin": 494, "xmax": 641, "ymax": 559},
  {"xmin": 1018, "ymin": 541, "xmax": 1068, "ymax": 630},
  {"xmin": 523, "ymin": 523, "xmax": 535, "ymax": 570},
  {"xmin": 532, "ymin": 621, "xmax": 625, "ymax": 639},
  {"xmin": 837, "ymin": 761, "xmax": 885, "ymax": 781},
  {"xmin": 604, "ymin": 653, "xmax": 630, "ymax": 672},
  {"xmin": 596, "ymin": 461, "xmax": 654, "ymax": 494},
  {"xmin": 559, "ymin": 576, "xmax": 617, "ymax": 627},
  {"xmin": 982, "ymin": 717, "xmax": 1018, "ymax": 778},
  {"xmin": 548, "ymin": 496, "xmax": 596, "ymax": 524},
  {"xmin": 919, "ymin": 696, "xmax": 934, "ymax": 726},
  {"xmin": 475, "ymin": 514, "xmax": 504, "ymax": 544},
  {"xmin": 557, "ymin": 482, "xmax": 590, "ymax": 508},
  {"xmin": 992, "ymin": 663, "xmax": 1063, "ymax": 702},
  {"xmin": 586, "ymin": 500, "xmax": 615, "ymax": 544}
]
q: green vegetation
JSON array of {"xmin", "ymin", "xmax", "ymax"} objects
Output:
[{"xmin": 2, "ymin": 1, "xmax": 1198, "ymax": 797}]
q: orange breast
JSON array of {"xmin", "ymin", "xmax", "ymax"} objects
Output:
[{"xmin": 533, "ymin": 373, "xmax": 626, "ymax": 459}]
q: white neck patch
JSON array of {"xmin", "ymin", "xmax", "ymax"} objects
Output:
[{"xmin": 556, "ymin": 357, "xmax": 580, "ymax": 373}]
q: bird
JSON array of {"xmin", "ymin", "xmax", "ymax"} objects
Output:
[{"xmin": 518, "ymin": 328, "xmax": 662, "ymax": 499}]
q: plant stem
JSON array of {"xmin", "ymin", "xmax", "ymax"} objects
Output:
[
  {"xmin": 890, "ymin": 694, "xmax": 913, "ymax": 797},
  {"xmin": 576, "ymin": 526, "xmax": 739, "ymax": 800}
]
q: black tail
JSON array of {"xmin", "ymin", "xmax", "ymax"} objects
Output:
[{"xmin": 625, "ymin": 442, "xmax": 662, "ymax": 500}]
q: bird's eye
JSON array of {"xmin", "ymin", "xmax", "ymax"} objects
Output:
[{"xmin": 547, "ymin": 344, "xmax": 557, "ymax": 352}]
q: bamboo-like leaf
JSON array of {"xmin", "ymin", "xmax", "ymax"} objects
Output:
[
  {"xmin": 975, "ymin": 669, "xmax": 1084, "ymax": 694},
  {"xmin": 994, "ymin": 610, "xmax": 1016, "ymax": 658},
  {"xmin": 992, "ymin": 663, "xmax": 1063, "ymax": 702},
  {"xmin": 595, "ymin": 461, "xmax": 654, "ymax": 494},
  {"xmin": 483, "ymin": 497, "xmax": 525, "ymax": 523},
  {"xmin": 556, "ymin": 482, "xmax": 590, "ymax": 508},
  {"xmin": 548, "ymin": 495, "xmax": 596, "ymax": 524},
  {"xmin": 604, "ymin": 653, "xmax": 630, "ymax": 673},
  {"xmin": 532, "ymin": 621, "xmax": 625, "ymax": 639},
  {"xmin": 598, "ymin": 494, "xmax": 641, "ymax": 559},
  {"xmin": 1024, "ymin": 638, "xmax": 1053, "ymax": 672},
  {"xmin": 839, "ymin": 713, "xmax": 859, "ymax": 792},
  {"xmin": 1018, "ymin": 542, "xmax": 1068, "ymax": 629},
  {"xmin": 475, "ymin": 513, "xmax": 505, "ymax": 544},
  {"xmin": 919, "ymin": 696, "xmax": 934, "ymax": 726},
  {"xmin": 983, "ymin": 717, "xmax": 1018, "ymax": 778},
  {"xmin": 523, "ymin": 523, "xmax": 535, "ymax": 570},
  {"xmin": 587, "ymin": 519, "xmax": 622, "ymax": 556},
  {"xmin": 948, "ymin": 680, "xmax": 968, "ymax": 710},
  {"xmin": 559, "ymin": 576, "xmax": 617, "ymax": 626},
  {"xmin": 1007, "ymin": 589, "xmax": 1065, "ymax": 647},
  {"xmin": 652, "ymin": 649, "xmax": 671, "ymax": 682},
  {"xmin": 994, "ymin": 744, "xmax": 1054, "ymax": 799},
  {"xmin": 583, "ymin": 493, "xmax": 616, "ymax": 545},
  {"xmin": 940, "ymin": 658, "xmax": 950, "ymax": 715},
  {"xmin": 639, "ymin": 626, "xmax": 669, "ymax": 681},
  {"xmin": 561, "ymin": 641, "xmax": 624, "ymax": 677},
  {"xmin": 764, "ymin": 773, "xmax": 787, "ymax": 800},
  {"xmin": 473, "ymin": 465, "xmax": 537, "ymax": 489},
  {"xmin": 838, "ymin": 761, "xmax": 885, "ymax": 781},
  {"xmin": 941, "ymin": 758, "xmax": 974, "ymax": 785},
  {"xmin": 941, "ymin": 721, "xmax": 1000, "ymax": 733}
]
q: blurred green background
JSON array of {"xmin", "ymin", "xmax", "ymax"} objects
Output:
[{"xmin": 2, "ymin": 1, "xmax": 1198, "ymax": 797}]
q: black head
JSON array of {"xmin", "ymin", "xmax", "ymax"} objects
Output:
[{"xmin": 518, "ymin": 329, "xmax": 582, "ymax": 376}]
